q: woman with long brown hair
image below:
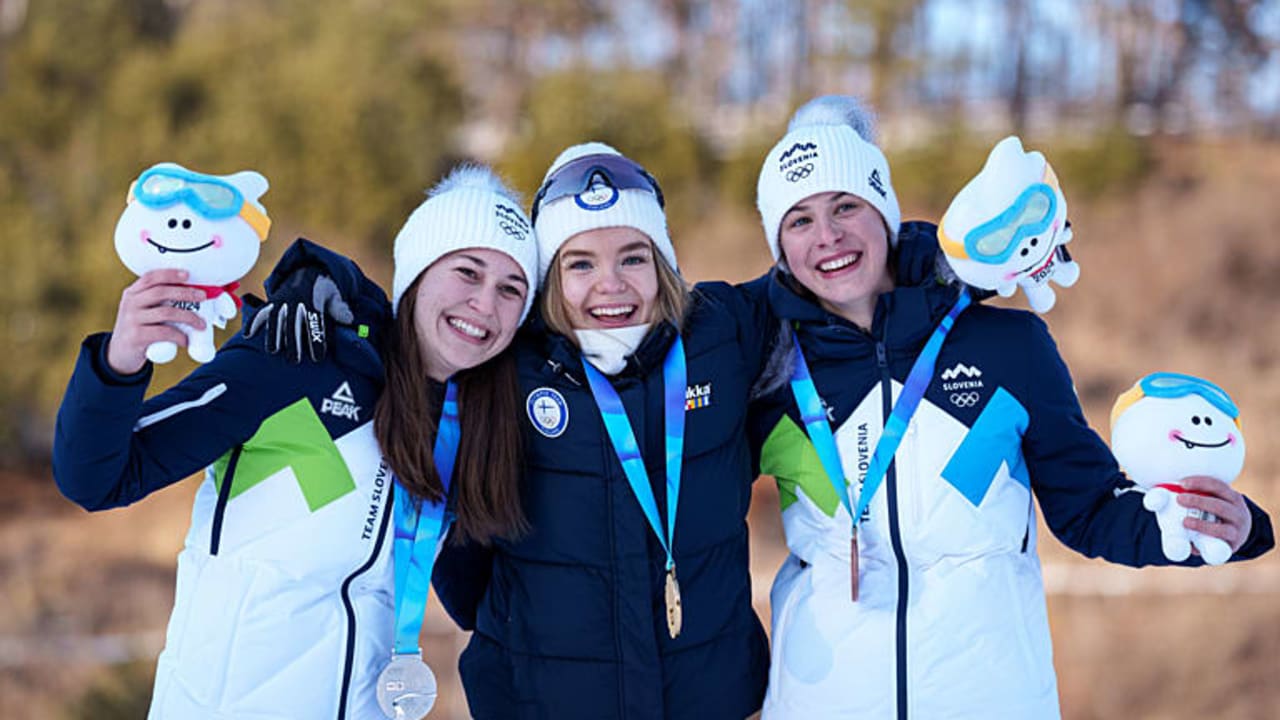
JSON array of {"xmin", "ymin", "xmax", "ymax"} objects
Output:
[{"xmin": 52, "ymin": 164, "xmax": 537, "ymax": 720}]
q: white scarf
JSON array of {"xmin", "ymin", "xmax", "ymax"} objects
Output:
[{"xmin": 575, "ymin": 324, "xmax": 651, "ymax": 375}]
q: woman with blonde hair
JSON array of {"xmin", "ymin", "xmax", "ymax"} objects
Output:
[{"xmin": 437, "ymin": 143, "xmax": 773, "ymax": 719}]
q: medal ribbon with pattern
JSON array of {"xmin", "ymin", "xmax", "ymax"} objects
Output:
[
  {"xmin": 788, "ymin": 289, "xmax": 970, "ymax": 600},
  {"xmin": 581, "ymin": 336, "xmax": 687, "ymax": 638},
  {"xmin": 381, "ymin": 380, "xmax": 459, "ymax": 718}
]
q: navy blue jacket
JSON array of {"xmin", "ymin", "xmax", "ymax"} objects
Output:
[
  {"xmin": 54, "ymin": 238, "xmax": 391, "ymax": 511},
  {"xmin": 438, "ymin": 281, "xmax": 773, "ymax": 720},
  {"xmin": 749, "ymin": 221, "xmax": 1272, "ymax": 567}
]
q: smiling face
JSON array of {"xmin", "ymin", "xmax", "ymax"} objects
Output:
[
  {"xmin": 410, "ymin": 248, "xmax": 529, "ymax": 381},
  {"xmin": 1111, "ymin": 394, "xmax": 1246, "ymax": 487},
  {"xmin": 114, "ymin": 199, "xmax": 261, "ymax": 285},
  {"xmin": 778, "ymin": 191, "xmax": 894, "ymax": 329},
  {"xmin": 553, "ymin": 226, "xmax": 659, "ymax": 330}
]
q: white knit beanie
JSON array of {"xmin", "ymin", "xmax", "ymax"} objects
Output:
[
  {"xmin": 756, "ymin": 95, "xmax": 902, "ymax": 260},
  {"xmin": 532, "ymin": 142, "xmax": 676, "ymax": 282},
  {"xmin": 392, "ymin": 164, "xmax": 538, "ymax": 321}
]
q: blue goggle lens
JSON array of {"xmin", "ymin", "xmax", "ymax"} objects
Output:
[
  {"xmin": 1140, "ymin": 372, "xmax": 1238, "ymax": 418},
  {"xmin": 135, "ymin": 167, "xmax": 244, "ymax": 219},
  {"xmin": 532, "ymin": 154, "xmax": 664, "ymax": 225},
  {"xmin": 964, "ymin": 183, "xmax": 1056, "ymax": 264}
]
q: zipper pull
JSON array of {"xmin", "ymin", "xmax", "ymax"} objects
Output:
[
  {"xmin": 546, "ymin": 358, "xmax": 582, "ymax": 387},
  {"xmin": 875, "ymin": 341, "xmax": 887, "ymax": 368}
]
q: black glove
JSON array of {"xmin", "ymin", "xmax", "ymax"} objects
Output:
[{"xmin": 245, "ymin": 266, "xmax": 353, "ymax": 363}]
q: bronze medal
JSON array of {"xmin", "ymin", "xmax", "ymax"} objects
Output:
[
  {"xmin": 850, "ymin": 531, "xmax": 860, "ymax": 602},
  {"xmin": 665, "ymin": 567, "xmax": 683, "ymax": 639}
]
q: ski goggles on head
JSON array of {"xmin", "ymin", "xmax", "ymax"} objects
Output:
[
  {"xmin": 953, "ymin": 181, "xmax": 1058, "ymax": 265},
  {"xmin": 1140, "ymin": 372, "xmax": 1239, "ymax": 419},
  {"xmin": 129, "ymin": 166, "xmax": 271, "ymax": 241},
  {"xmin": 531, "ymin": 153, "xmax": 665, "ymax": 225}
]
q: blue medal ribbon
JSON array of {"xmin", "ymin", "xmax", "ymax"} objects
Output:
[
  {"xmin": 789, "ymin": 290, "xmax": 971, "ymax": 532},
  {"xmin": 390, "ymin": 380, "xmax": 460, "ymax": 656},
  {"xmin": 581, "ymin": 336, "xmax": 686, "ymax": 572}
]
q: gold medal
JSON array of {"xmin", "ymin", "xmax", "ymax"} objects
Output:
[
  {"xmin": 665, "ymin": 567, "xmax": 683, "ymax": 638},
  {"xmin": 850, "ymin": 530, "xmax": 860, "ymax": 602}
]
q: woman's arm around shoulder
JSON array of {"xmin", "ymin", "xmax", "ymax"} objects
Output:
[{"xmin": 53, "ymin": 295, "xmax": 353, "ymax": 512}]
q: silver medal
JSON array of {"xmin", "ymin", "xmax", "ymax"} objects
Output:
[{"xmin": 376, "ymin": 653, "xmax": 437, "ymax": 719}]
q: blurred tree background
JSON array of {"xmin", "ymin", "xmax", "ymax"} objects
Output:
[
  {"xmin": 2, "ymin": 0, "xmax": 1277, "ymax": 465},
  {"xmin": 2, "ymin": 1, "xmax": 1280, "ymax": 718}
]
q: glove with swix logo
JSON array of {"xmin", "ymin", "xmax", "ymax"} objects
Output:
[
  {"xmin": 1111, "ymin": 373, "xmax": 1247, "ymax": 565},
  {"xmin": 245, "ymin": 263, "xmax": 353, "ymax": 364},
  {"xmin": 114, "ymin": 163, "xmax": 271, "ymax": 363},
  {"xmin": 938, "ymin": 136, "xmax": 1079, "ymax": 313}
]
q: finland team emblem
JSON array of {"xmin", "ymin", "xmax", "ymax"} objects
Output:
[{"xmin": 527, "ymin": 387, "xmax": 569, "ymax": 438}]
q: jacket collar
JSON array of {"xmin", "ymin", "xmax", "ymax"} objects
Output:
[{"xmin": 524, "ymin": 307, "xmax": 680, "ymax": 381}]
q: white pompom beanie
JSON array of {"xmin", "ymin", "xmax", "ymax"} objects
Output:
[
  {"xmin": 756, "ymin": 95, "xmax": 902, "ymax": 260},
  {"xmin": 532, "ymin": 142, "xmax": 676, "ymax": 282},
  {"xmin": 391, "ymin": 164, "xmax": 539, "ymax": 321}
]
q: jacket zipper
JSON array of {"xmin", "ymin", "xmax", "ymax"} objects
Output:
[
  {"xmin": 209, "ymin": 445, "xmax": 243, "ymax": 555},
  {"xmin": 878, "ymin": 340, "xmax": 911, "ymax": 720},
  {"xmin": 336, "ymin": 464, "xmax": 395, "ymax": 719},
  {"xmin": 551, "ymin": 359, "xmax": 624, "ymax": 712}
]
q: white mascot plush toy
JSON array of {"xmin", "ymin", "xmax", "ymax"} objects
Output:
[
  {"xmin": 1110, "ymin": 372, "xmax": 1246, "ymax": 565},
  {"xmin": 114, "ymin": 162, "xmax": 271, "ymax": 363},
  {"xmin": 939, "ymin": 136, "xmax": 1079, "ymax": 313}
]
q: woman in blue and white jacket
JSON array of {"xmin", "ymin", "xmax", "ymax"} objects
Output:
[
  {"xmin": 52, "ymin": 166, "xmax": 538, "ymax": 720},
  {"xmin": 747, "ymin": 96, "xmax": 1274, "ymax": 719}
]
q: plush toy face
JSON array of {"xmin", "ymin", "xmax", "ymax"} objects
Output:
[
  {"xmin": 114, "ymin": 163, "xmax": 269, "ymax": 286},
  {"xmin": 939, "ymin": 136, "xmax": 1070, "ymax": 289},
  {"xmin": 1111, "ymin": 374, "xmax": 1246, "ymax": 487}
]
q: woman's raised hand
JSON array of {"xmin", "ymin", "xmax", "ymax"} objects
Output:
[{"xmin": 106, "ymin": 269, "xmax": 206, "ymax": 375}]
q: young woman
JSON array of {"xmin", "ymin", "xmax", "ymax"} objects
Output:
[
  {"xmin": 52, "ymin": 165, "xmax": 537, "ymax": 720},
  {"xmin": 435, "ymin": 143, "xmax": 773, "ymax": 719},
  {"xmin": 747, "ymin": 96, "xmax": 1274, "ymax": 719}
]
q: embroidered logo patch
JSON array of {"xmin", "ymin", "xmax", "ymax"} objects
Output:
[
  {"xmin": 685, "ymin": 382, "xmax": 712, "ymax": 410},
  {"xmin": 527, "ymin": 387, "xmax": 569, "ymax": 438},
  {"xmin": 778, "ymin": 142, "xmax": 819, "ymax": 177},
  {"xmin": 868, "ymin": 168, "xmax": 888, "ymax": 198},
  {"xmin": 321, "ymin": 381, "xmax": 361, "ymax": 421},
  {"xmin": 494, "ymin": 202, "xmax": 531, "ymax": 241},
  {"xmin": 941, "ymin": 363, "xmax": 982, "ymax": 381},
  {"xmin": 940, "ymin": 362, "xmax": 985, "ymax": 408}
]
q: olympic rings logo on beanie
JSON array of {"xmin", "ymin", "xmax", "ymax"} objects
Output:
[
  {"xmin": 778, "ymin": 141, "xmax": 820, "ymax": 181},
  {"xmin": 392, "ymin": 165, "xmax": 539, "ymax": 322},
  {"xmin": 756, "ymin": 95, "xmax": 902, "ymax": 261},
  {"xmin": 495, "ymin": 202, "xmax": 532, "ymax": 242}
]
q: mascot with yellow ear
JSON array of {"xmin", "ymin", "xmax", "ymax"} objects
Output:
[
  {"xmin": 114, "ymin": 163, "xmax": 271, "ymax": 363},
  {"xmin": 1111, "ymin": 373, "xmax": 1246, "ymax": 565},
  {"xmin": 939, "ymin": 136, "xmax": 1078, "ymax": 313}
]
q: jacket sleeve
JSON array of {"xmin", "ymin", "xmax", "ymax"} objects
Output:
[
  {"xmin": 52, "ymin": 330, "xmax": 309, "ymax": 511},
  {"xmin": 732, "ymin": 272, "xmax": 780, "ymax": 385},
  {"xmin": 1022, "ymin": 316, "xmax": 1273, "ymax": 565},
  {"xmin": 262, "ymin": 237, "xmax": 394, "ymax": 354},
  {"xmin": 431, "ymin": 537, "xmax": 494, "ymax": 631}
]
